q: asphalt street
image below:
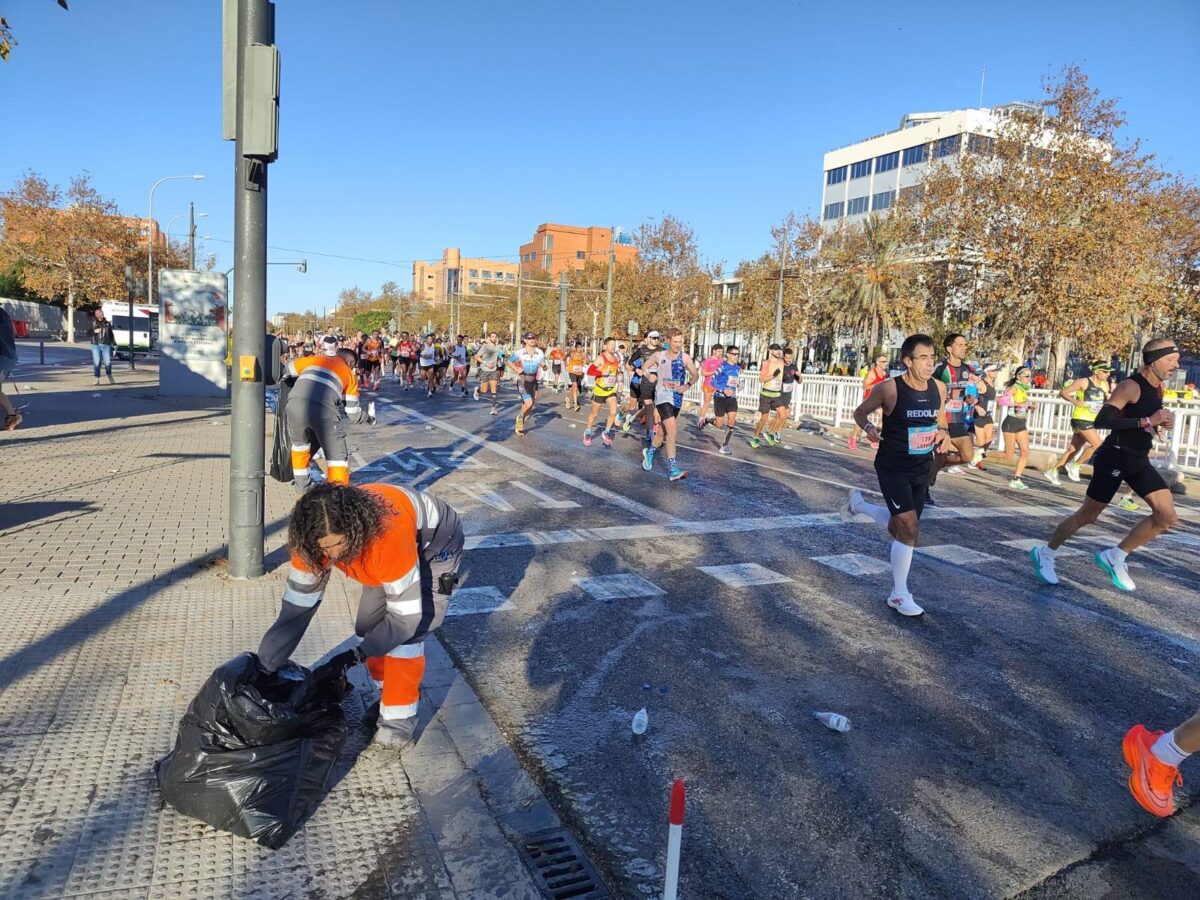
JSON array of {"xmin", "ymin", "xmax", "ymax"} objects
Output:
[{"xmin": 336, "ymin": 374, "xmax": 1200, "ymax": 899}]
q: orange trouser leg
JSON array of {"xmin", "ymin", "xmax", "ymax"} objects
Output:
[
  {"xmin": 325, "ymin": 460, "xmax": 349, "ymax": 485},
  {"xmin": 291, "ymin": 445, "xmax": 313, "ymax": 492},
  {"xmin": 378, "ymin": 643, "xmax": 425, "ymax": 722}
]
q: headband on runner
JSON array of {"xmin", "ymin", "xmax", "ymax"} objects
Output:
[{"xmin": 1143, "ymin": 344, "xmax": 1180, "ymax": 365}]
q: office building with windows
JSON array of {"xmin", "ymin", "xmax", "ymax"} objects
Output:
[
  {"xmin": 518, "ymin": 223, "xmax": 637, "ymax": 279},
  {"xmin": 820, "ymin": 104, "xmax": 1039, "ymax": 232},
  {"xmin": 411, "ymin": 248, "xmax": 520, "ymax": 303}
]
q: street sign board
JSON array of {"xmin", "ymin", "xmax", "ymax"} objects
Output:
[{"xmin": 159, "ymin": 269, "xmax": 229, "ymax": 397}]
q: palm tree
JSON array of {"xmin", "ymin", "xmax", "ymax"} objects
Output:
[{"xmin": 825, "ymin": 213, "xmax": 916, "ymax": 358}]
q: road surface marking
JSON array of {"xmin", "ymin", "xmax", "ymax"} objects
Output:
[
  {"xmin": 510, "ymin": 480, "xmax": 580, "ymax": 509},
  {"xmin": 573, "ymin": 574, "xmax": 664, "ymax": 600},
  {"xmin": 697, "ymin": 563, "xmax": 793, "ymax": 588},
  {"xmin": 811, "ymin": 553, "xmax": 892, "ymax": 576},
  {"xmin": 389, "ymin": 403, "xmax": 680, "ymax": 524},
  {"xmin": 453, "ymin": 484, "xmax": 515, "ymax": 512},
  {"xmin": 915, "ymin": 545, "xmax": 1003, "ymax": 566},
  {"xmin": 445, "ymin": 586, "xmax": 513, "ymax": 616}
]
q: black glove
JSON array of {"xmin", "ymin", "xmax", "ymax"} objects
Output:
[{"xmin": 312, "ymin": 645, "xmax": 363, "ymax": 680}]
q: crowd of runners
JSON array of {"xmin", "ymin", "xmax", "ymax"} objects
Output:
[{"xmin": 274, "ymin": 323, "xmax": 1195, "ymax": 819}]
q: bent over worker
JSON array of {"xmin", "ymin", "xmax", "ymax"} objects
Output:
[
  {"xmin": 285, "ymin": 335, "xmax": 365, "ymax": 493},
  {"xmin": 257, "ymin": 482, "xmax": 464, "ymax": 751}
]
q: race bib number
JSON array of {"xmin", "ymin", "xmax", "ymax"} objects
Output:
[
  {"xmin": 727, "ymin": 378, "xmax": 738, "ymax": 390},
  {"xmin": 1087, "ymin": 401, "xmax": 1103, "ymax": 414},
  {"xmin": 945, "ymin": 399, "xmax": 963, "ymax": 413},
  {"xmin": 601, "ymin": 375, "xmax": 617, "ymax": 387},
  {"xmin": 907, "ymin": 424, "xmax": 938, "ymax": 455}
]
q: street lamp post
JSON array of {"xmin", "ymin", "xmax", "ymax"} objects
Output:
[{"xmin": 147, "ymin": 174, "xmax": 204, "ymax": 369}]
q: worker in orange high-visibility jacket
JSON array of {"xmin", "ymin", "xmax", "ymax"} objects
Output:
[
  {"xmin": 285, "ymin": 335, "xmax": 365, "ymax": 493},
  {"xmin": 257, "ymin": 482, "xmax": 464, "ymax": 751}
]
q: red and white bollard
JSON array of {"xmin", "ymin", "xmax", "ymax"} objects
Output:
[{"xmin": 663, "ymin": 778, "xmax": 685, "ymax": 900}]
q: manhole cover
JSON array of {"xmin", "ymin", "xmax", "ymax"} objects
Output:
[{"xmin": 517, "ymin": 828, "xmax": 610, "ymax": 899}]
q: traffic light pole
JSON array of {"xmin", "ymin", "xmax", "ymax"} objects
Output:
[
  {"xmin": 228, "ymin": 0, "xmax": 274, "ymax": 579},
  {"xmin": 603, "ymin": 228, "xmax": 615, "ymax": 338},
  {"xmin": 557, "ymin": 272, "xmax": 568, "ymax": 348}
]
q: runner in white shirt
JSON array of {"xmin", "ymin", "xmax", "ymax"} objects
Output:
[{"xmin": 508, "ymin": 332, "xmax": 545, "ymax": 436}]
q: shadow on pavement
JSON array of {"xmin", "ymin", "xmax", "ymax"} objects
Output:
[{"xmin": 0, "ymin": 500, "xmax": 100, "ymax": 532}]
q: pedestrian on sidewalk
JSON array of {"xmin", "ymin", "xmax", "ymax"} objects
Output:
[
  {"xmin": 257, "ymin": 482, "xmax": 464, "ymax": 751},
  {"xmin": 89, "ymin": 308, "xmax": 116, "ymax": 385},
  {"xmin": 0, "ymin": 306, "xmax": 20, "ymax": 430}
]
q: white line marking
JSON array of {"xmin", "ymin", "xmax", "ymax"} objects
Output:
[
  {"xmin": 510, "ymin": 480, "xmax": 580, "ymax": 509},
  {"xmin": 812, "ymin": 553, "xmax": 893, "ymax": 576},
  {"xmin": 915, "ymin": 544, "xmax": 1003, "ymax": 566},
  {"xmin": 391, "ymin": 403, "xmax": 679, "ymax": 524},
  {"xmin": 573, "ymin": 573, "xmax": 664, "ymax": 600},
  {"xmin": 453, "ymin": 484, "xmax": 515, "ymax": 512},
  {"xmin": 446, "ymin": 586, "xmax": 513, "ymax": 616},
  {"xmin": 697, "ymin": 563, "xmax": 793, "ymax": 587}
]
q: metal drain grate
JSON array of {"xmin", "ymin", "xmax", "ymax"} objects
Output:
[{"xmin": 517, "ymin": 828, "xmax": 611, "ymax": 899}]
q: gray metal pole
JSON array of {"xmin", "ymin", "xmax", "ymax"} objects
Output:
[
  {"xmin": 188, "ymin": 202, "xmax": 196, "ymax": 269},
  {"xmin": 557, "ymin": 272, "xmax": 568, "ymax": 348},
  {"xmin": 515, "ymin": 270, "xmax": 523, "ymax": 342},
  {"xmin": 603, "ymin": 229, "xmax": 614, "ymax": 338},
  {"xmin": 773, "ymin": 242, "xmax": 786, "ymax": 345},
  {"xmin": 228, "ymin": 0, "xmax": 273, "ymax": 579}
]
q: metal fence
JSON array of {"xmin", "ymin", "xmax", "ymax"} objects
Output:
[{"xmin": 677, "ymin": 374, "xmax": 1200, "ymax": 476}]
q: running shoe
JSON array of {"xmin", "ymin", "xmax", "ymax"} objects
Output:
[
  {"xmin": 749, "ymin": 437, "xmax": 761, "ymax": 449},
  {"xmin": 621, "ymin": 417, "xmax": 631, "ymax": 434},
  {"xmin": 669, "ymin": 464, "xmax": 687, "ymax": 481},
  {"xmin": 1095, "ymin": 548, "xmax": 1135, "ymax": 591},
  {"xmin": 1029, "ymin": 545, "xmax": 1059, "ymax": 585},
  {"xmin": 719, "ymin": 446, "xmax": 733, "ymax": 455},
  {"xmin": 602, "ymin": 429, "xmax": 613, "ymax": 447},
  {"xmin": 1123, "ymin": 724, "xmax": 1181, "ymax": 817},
  {"xmin": 426, "ymin": 390, "xmax": 432, "ymax": 398},
  {"xmin": 642, "ymin": 446, "xmax": 655, "ymax": 470},
  {"xmin": 965, "ymin": 459, "xmax": 984, "ymax": 471},
  {"xmin": 1044, "ymin": 468, "xmax": 1061, "ymax": 486},
  {"xmin": 970, "ymin": 448, "xmax": 985, "ymax": 465},
  {"xmin": 946, "ymin": 466, "xmax": 966, "ymax": 476},
  {"xmin": 489, "ymin": 407, "xmax": 498, "ymax": 416},
  {"xmin": 1008, "ymin": 477, "xmax": 1028, "ymax": 490},
  {"xmin": 764, "ymin": 433, "xmax": 779, "ymax": 446},
  {"xmin": 840, "ymin": 488, "xmax": 864, "ymax": 523},
  {"xmin": 848, "ymin": 435, "xmax": 858, "ymax": 451},
  {"xmin": 1065, "ymin": 461, "xmax": 1082, "ymax": 482},
  {"xmin": 473, "ymin": 386, "xmax": 480, "ymax": 401},
  {"xmin": 515, "ymin": 416, "xmax": 524, "ymax": 436},
  {"xmin": 583, "ymin": 429, "xmax": 593, "ymax": 447},
  {"xmin": 1119, "ymin": 496, "xmax": 1139, "ymax": 511},
  {"xmin": 697, "ymin": 417, "xmax": 708, "ymax": 431},
  {"xmin": 4, "ymin": 413, "xmax": 21, "ymax": 431},
  {"xmin": 887, "ymin": 593, "xmax": 924, "ymax": 617}
]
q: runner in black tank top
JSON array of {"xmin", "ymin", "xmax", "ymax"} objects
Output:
[
  {"xmin": 840, "ymin": 334, "xmax": 950, "ymax": 617},
  {"xmin": 1030, "ymin": 339, "xmax": 1182, "ymax": 594}
]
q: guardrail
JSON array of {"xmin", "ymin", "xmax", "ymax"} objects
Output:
[{"xmin": 675, "ymin": 374, "xmax": 1200, "ymax": 476}]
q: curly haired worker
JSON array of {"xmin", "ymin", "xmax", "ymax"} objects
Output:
[{"xmin": 257, "ymin": 482, "xmax": 464, "ymax": 751}]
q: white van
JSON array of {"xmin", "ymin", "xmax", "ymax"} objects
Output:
[{"xmin": 101, "ymin": 301, "xmax": 159, "ymax": 356}]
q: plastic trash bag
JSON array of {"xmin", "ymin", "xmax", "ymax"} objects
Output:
[
  {"xmin": 155, "ymin": 652, "xmax": 349, "ymax": 848},
  {"xmin": 269, "ymin": 378, "xmax": 294, "ymax": 483}
]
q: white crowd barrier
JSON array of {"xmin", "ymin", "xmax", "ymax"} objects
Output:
[{"xmin": 674, "ymin": 374, "xmax": 1200, "ymax": 476}]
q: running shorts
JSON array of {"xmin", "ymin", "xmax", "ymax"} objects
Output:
[
  {"xmin": 947, "ymin": 423, "xmax": 971, "ymax": 439},
  {"xmin": 570, "ymin": 373, "xmax": 583, "ymax": 388},
  {"xmin": 420, "ymin": 363, "xmax": 436, "ymax": 371},
  {"xmin": 1086, "ymin": 445, "xmax": 1168, "ymax": 504},
  {"xmin": 758, "ymin": 393, "xmax": 785, "ymax": 413},
  {"xmin": 629, "ymin": 380, "xmax": 644, "ymax": 401},
  {"xmin": 656, "ymin": 402, "xmax": 680, "ymax": 421},
  {"xmin": 480, "ymin": 369, "xmax": 499, "ymax": 384},
  {"xmin": 453, "ymin": 364, "xmax": 467, "ymax": 375},
  {"xmin": 1001, "ymin": 416, "xmax": 1027, "ymax": 434},
  {"xmin": 874, "ymin": 461, "xmax": 932, "ymax": 518},
  {"xmin": 1070, "ymin": 418, "xmax": 1098, "ymax": 433},
  {"xmin": 974, "ymin": 414, "xmax": 994, "ymax": 428},
  {"xmin": 714, "ymin": 395, "xmax": 738, "ymax": 417},
  {"xmin": 552, "ymin": 363, "xmax": 562, "ymax": 374},
  {"xmin": 591, "ymin": 388, "xmax": 616, "ymax": 403},
  {"xmin": 780, "ymin": 391, "xmax": 792, "ymax": 411},
  {"xmin": 702, "ymin": 383, "xmax": 716, "ymax": 396},
  {"xmin": 518, "ymin": 374, "xmax": 538, "ymax": 400}
]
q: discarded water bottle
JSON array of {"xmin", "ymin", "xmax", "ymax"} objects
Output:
[
  {"xmin": 631, "ymin": 707, "xmax": 648, "ymax": 735},
  {"xmin": 813, "ymin": 711, "xmax": 851, "ymax": 733}
]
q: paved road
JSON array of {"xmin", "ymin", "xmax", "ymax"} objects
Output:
[{"xmin": 343, "ymin": 377, "xmax": 1200, "ymax": 899}]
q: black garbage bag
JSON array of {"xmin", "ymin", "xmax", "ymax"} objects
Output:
[
  {"xmin": 155, "ymin": 652, "xmax": 350, "ymax": 849},
  {"xmin": 269, "ymin": 378, "xmax": 294, "ymax": 483}
]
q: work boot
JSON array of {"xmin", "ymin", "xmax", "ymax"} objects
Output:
[
  {"xmin": 107, "ymin": 373, "xmax": 115, "ymax": 385},
  {"xmin": 371, "ymin": 716, "xmax": 417, "ymax": 753}
]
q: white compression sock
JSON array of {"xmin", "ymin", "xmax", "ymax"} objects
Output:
[
  {"xmin": 854, "ymin": 499, "xmax": 892, "ymax": 528},
  {"xmin": 1041, "ymin": 544, "xmax": 1057, "ymax": 560},
  {"xmin": 1110, "ymin": 547, "xmax": 1129, "ymax": 564},
  {"xmin": 890, "ymin": 541, "xmax": 914, "ymax": 598},
  {"xmin": 1152, "ymin": 730, "xmax": 1190, "ymax": 767}
]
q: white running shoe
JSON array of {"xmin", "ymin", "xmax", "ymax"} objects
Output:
[
  {"xmin": 946, "ymin": 465, "xmax": 966, "ymax": 476},
  {"xmin": 1029, "ymin": 545, "xmax": 1059, "ymax": 585},
  {"xmin": 1065, "ymin": 462, "xmax": 1081, "ymax": 482},
  {"xmin": 1044, "ymin": 468, "xmax": 1061, "ymax": 486},
  {"xmin": 1009, "ymin": 477, "xmax": 1028, "ymax": 490},
  {"xmin": 840, "ymin": 488, "xmax": 864, "ymax": 523},
  {"xmin": 1095, "ymin": 548, "xmax": 1136, "ymax": 592},
  {"xmin": 970, "ymin": 448, "xmax": 985, "ymax": 465},
  {"xmin": 887, "ymin": 594, "xmax": 924, "ymax": 616},
  {"xmin": 473, "ymin": 386, "xmax": 480, "ymax": 401}
]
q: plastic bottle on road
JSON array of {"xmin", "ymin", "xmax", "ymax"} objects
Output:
[
  {"xmin": 813, "ymin": 711, "xmax": 851, "ymax": 732},
  {"xmin": 631, "ymin": 707, "xmax": 648, "ymax": 735}
]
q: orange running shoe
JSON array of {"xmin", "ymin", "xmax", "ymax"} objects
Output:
[{"xmin": 1122, "ymin": 724, "xmax": 1182, "ymax": 817}]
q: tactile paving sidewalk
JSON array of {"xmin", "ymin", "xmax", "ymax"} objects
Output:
[{"xmin": 0, "ymin": 363, "xmax": 544, "ymax": 899}]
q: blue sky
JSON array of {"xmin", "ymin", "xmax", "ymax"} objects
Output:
[{"xmin": 2, "ymin": 0, "xmax": 1198, "ymax": 316}]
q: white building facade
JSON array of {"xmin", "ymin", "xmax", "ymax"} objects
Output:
[{"xmin": 819, "ymin": 104, "xmax": 1039, "ymax": 232}]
